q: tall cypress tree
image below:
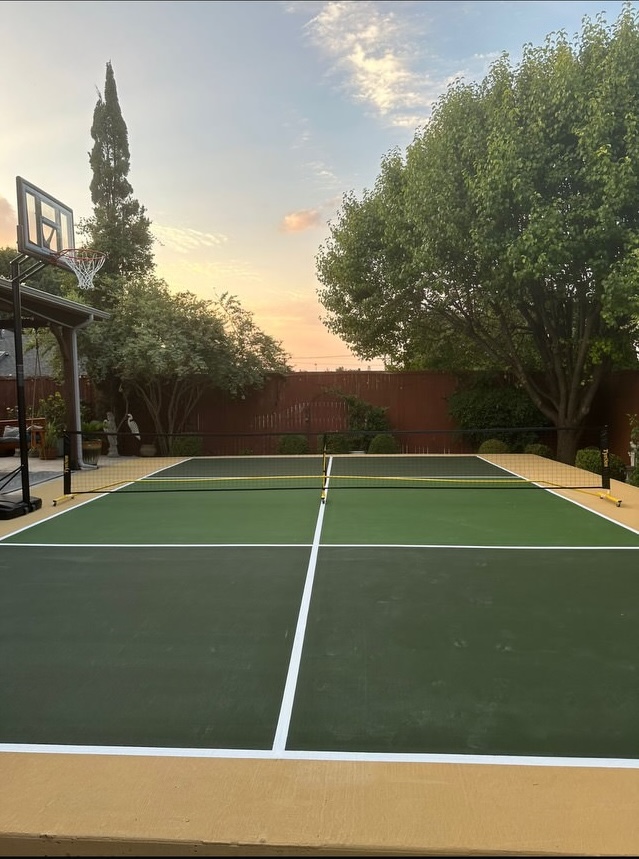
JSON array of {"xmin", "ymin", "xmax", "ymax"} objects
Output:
[{"xmin": 81, "ymin": 61, "xmax": 154, "ymax": 292}]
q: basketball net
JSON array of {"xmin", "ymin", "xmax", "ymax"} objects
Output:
[{"xmin": 55, "ymin": 248, "xmax": 107, "ymax": 290}]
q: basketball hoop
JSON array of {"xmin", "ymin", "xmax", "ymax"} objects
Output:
[{"xmin": 54, "ymin": 248, "xmax": 107, "ymax": 289}]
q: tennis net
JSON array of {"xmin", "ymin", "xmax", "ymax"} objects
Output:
[{"xmin": 61, "ymin": 427, "xmax": 611, "ymax": 497}]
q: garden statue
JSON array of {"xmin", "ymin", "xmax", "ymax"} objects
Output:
[{"xmin": 103, "ymin": 411, "xmax": 119, "ymax": 457}]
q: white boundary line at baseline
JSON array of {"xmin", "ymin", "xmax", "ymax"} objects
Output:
[
  {"xmin": 1, "ymin": 742, "xmax": 638, "ymax": 769},
  {"xmin": 2, "ymin": 542, "xmax": 638, "ymax": 549}
]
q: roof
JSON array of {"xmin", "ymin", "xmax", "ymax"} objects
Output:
[
  {"xmin": 0, "ymin": 277, "xmax": 110, "ymax": 330},
  {"xmin": 0, "ymin": 277, "xmax": 110, "ymax": 378}
]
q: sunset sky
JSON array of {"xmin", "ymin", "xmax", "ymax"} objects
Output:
[{"xmin": 0, "ymin": 0, "xmax": 629, "ymax": 370}]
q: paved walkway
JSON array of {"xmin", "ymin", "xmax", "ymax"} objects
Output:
[
  {"xmin": 0, "ymin": 451, "xmax": 130, "ymax": 495},
  {"xmin": 0, "ymin": 452, "xmax": 63, "ymax": 493}
]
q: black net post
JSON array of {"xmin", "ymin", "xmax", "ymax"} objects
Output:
[
  {"xmin": 600, "ymin": 426, "xmax": 610, "ymax": 491},
  {"xmin": 63, "ymin": 432, "xmax": 71, "ymax": 496}
]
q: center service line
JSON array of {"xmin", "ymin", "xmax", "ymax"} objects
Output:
[{"xmin": 272, "ymin": 458, "xmax": 333, "ymax": 751}]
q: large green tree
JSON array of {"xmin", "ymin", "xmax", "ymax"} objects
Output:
[
  {"xmin": 317, "ymin": 5, "xmax": 639, "ymax": 463},
  {"xmin": 81, "ymin": 277, "xmax": 290, "ymax": 447},
  {"xmin": 80, "ymin": 60, "xmax": 154, "ymax": 294}
]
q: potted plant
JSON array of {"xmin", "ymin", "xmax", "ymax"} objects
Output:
[
  {"xmin": 81, "ymin": 420, "xmax": 104, "ymax": 466},
  {"xmin": 39, "ymin": 422, "xmax": 60, "ymax": 460},
  {"xmin": 37, "ymin": 391, "xmax": 66, "ymax": 430}
]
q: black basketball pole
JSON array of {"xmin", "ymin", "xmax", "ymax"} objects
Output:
[{"xmin": 0, "ymin": 254, "xmax": 44, "ymax": 517}]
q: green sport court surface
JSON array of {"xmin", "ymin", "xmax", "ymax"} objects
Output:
[{"xmin": 1, "ymin": 453, "xmax": 639, "ymax": 765}]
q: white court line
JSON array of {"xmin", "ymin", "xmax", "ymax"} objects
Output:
[
  {"xmin": 3, "ymin": 455, "xmax": 637, "ymax": 767},
  {"xmin": 1, "ymin": 742, "xmax": 638, "ymax": 769},
  {"xmin": 477, "ymin": 454, "xmax": 639, "ymax": 535},
  {"xmin": 272, "ymin": 457, "xmax": 333, "ymax": 752},
  {"xmin": 0, "ymin": 543, "xmax": 313, "ymax": 548},
  {"xmin": 2, "ymin": 542, "xmax": 638, "ymax": 550},
  {"xmin": 318, "ymin": 543, "xmax": 639, "ymax": 550}
]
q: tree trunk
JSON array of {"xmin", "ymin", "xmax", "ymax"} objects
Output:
[{"xmin": 555, "ymin": 426, "xmax": 583, "ymax": 466}]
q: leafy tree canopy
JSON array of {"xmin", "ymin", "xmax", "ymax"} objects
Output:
[
  {"xmin": 81, "ymin": 276, "xmax": 290, "ymax": 444},
  {"xmin": 79, "ymin": 61, "xmax": 154, "ymax": 285},
  {"xmin": 316, "ymin": 4, "xmax": 639, "ymax": 461}
]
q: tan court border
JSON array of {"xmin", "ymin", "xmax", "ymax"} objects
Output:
[{"xmin": 0, "ymin": 456, "xmax": 638, "ymax": 856}]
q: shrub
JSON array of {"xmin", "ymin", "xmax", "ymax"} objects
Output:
[
  {"xmin": 277, "ymin": 434, "xmax": 309, "ymax": 455},
  {"xmin": 575, "ymin": 447, "xmax": 627, "ymax": 482},
  {"xmin": 627, "ymin": 466, "xmax": 639, "ymax": 487},
  {"xmin": 524, "ymin": 443, "xmax": 554, "ymax": 459},
  {"xmin": 605, "ymin": 453, "xmax": 628, "ymax": 482},
  {"xmin": 339, "ymin": 393, "xmax": 390, "ymax": 434},
  {"xmin": 324, "ymin": 433, "xmax": 353, "ymax": 454},
  {"xmin": 367, "ymin": 433, "xmax": 400, "ymax": 454},
  {"xmin": 448, "ymin": 374, "xmax": 551, "ymax": 449},
  {"xmin": 170, "ymin": 435, "xmax": 203, "ymax": 456},
  {"xmin": 326, "ymin": 391, "xmax": 391, "ymax": 451},
  {"xmin": 478, "ymin": 438, "xmax": 510, "ymax": 454},
  {"xmin": 575, "ymin": 447, "xmax": 601, "ymax": 474}
]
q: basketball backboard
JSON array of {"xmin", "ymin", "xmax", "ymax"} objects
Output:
[{"xmin": 16, "ymin": 176, "xmax": 75, "ymax": 272}]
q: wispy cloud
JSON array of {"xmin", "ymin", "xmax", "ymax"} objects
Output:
[
  {"xmin": 305, "ymin": 159, "xmax": 341, "ymax": 189},
  {"xmin": 151, "ymin": 223, "xmax": 228, "ymax": 254},
  {"xmin": 286, "ymin": 115, "xmax": 313, "ymax": 150},
  {"xmin": 157, "ymin": 258, "xmax": 263, "ymax": 291},
  {"xmin": 304, "ymin": 1, "xmax": 437, "ymax": 128}
]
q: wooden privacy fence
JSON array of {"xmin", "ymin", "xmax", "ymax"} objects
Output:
[
  {"xmin": 1, "ymin": 370, "xmax": 638, "ymax": 460},
  {"xmin": 190, "ymin": 372, "xmax": 460, "ymax": 437},
  {"xmin": 0, "ymin": 377, "xmax": 96, "ymax": 420}
]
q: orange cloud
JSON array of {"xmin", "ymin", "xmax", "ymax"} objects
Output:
[{"xmin": 279, "ymin": 209, "xmax": 322, "ymax": 233}]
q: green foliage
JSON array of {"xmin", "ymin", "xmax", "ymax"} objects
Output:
[
  {"xmin": 524, "ymin": 443, "xmax": 554, "ymax": 459},
  {"xmin": 277, "ymin": 434, "xmax": 309, "ymax": 455},
  {"xmin": 19, "ymin": 64, "xmax": 290, "ymax": 459},
  {"xmin": 478, "ymin": 438, "xmax": 511, "ymax": 454},
  {"xmin": 608, "ymin": 454, "xmax": 629, "ymax": 483},
  {"xmin": 449, "ymin": 377, "xmax": 548, "ymax": 427},
  {"xmin": 81, "ymin": 420, "xmax": 104, "ymax": 439},
  {"xmin": 80, "ymin": 276, "xmax": 290, "ymax": 444},
  {"xmin": 367, "ymin": 433, "xmax": 400, "ymax": 454},
  {"xmin": 42, "ymin": 423, "xmax": 60, "ymax": 448},
  {"xmin": 575, "ymin": 447, "xmax": 627, "ymax": 481},
  {"xmin": 82, "ymin": 420, "xmax": 104, "ymax": 432},
  {"xmin": 169, "ymin": 435, "xmax": 203, "ymax": 456},
  {"xmin": 448, "ymin": 376, "xmax": 550, "ymax": 450},
  {"xmin": 37, "ymin": 391, "xmax": 66, "ymax": 433},
  {"xmin": 0, "ymin": 248, "xmax": 67, "ymax": 295},
  {"xmin": 627, "ymin": 466, "xmax": 639, "ymax": 487},
  {"xmin": 216, "ymin": 292, "xmax": 290, "ymax": 392},
  {"xmin": 328, "ymin": 390, "xmax": 391, "ymax": 451},
  {"xmin": 341, "ymin": 392, "xmax": 390, "ymax": 432},
  {"xmin": 315, "ymin": 5, "xmax": 639, "ymax": 457},
  {"xmin": 575, "ymin": 447, "xmax": 603, "ymax": 475},
  {"xmin": 80, "ymin": 61, "xmax": 154, "ymax": 283},
  {"xmin": 628, "ymin": 413, "xmax": 639, "ymax": 446},
  {"xmin": 324, "ymin": 433, "xmax": 353, "ymax": 454}
]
